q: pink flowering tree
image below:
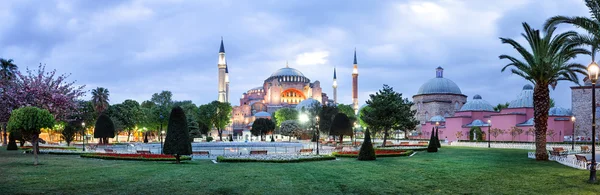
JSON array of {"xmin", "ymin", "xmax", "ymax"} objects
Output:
[{"xmin": 0, "ymin": 64, "xmax": 86, "ymax": 135}]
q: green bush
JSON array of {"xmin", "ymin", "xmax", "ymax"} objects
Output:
[
  {"xmin": 358, "ymin": 128, "xmax": 376, "ymax": 161},
  {"xmin": 216, "ymin": 156, "xmax": 335, "ymax": 163},
  {"xmin": 206, "ymin": 137, "xmax": 214, "ymax": 142},
  {"xmin": 163, "ymin": 106, "xmax": 192, "ymax": 163},
  {"xmin": 94, "ymin": 114, "xmax": 115, "ymax": 144},
  {"xmin": 427, "ymin": 127, "xmax": 438, "ymax": 153}
]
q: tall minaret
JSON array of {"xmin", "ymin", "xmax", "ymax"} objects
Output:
[
  {"xmin": 333, "ymin": 67, "xmax": 337, "ymax": 105},
  {"xmin": 217, "ymin": 37, "xmax": 227, "ymax": 102},
  {"xmin": 225, "ymin": 61, "xmax": 230, "ymax": 103},
  {"xmin": 352, "ymin": 49, "xmax": 359, "ymax": 114}
]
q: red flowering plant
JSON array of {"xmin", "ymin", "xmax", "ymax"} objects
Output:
[{"xmin": 80, "ymin": 153, "xmax": 192, "ymax": 161}]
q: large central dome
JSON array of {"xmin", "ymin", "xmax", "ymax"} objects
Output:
[
  {"xmin": 416, "ymin": 67, "xmax": 462, "ymax": 95},
  {"xmin": 271, "ymin": 67, "xmax": 305, "ymax": 77}
]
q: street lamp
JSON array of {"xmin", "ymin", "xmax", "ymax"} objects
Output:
[
  {"xmin": 160, "ymin": 130, "xmax": 165, "ymax": 154},
  {"xmin": 587, "ymin": 61, "xmax": 599, "ymax": 183},
  {"xmin": 572, "ymin": 116, "xmax": 576, "ymax": 151},
  {"xmin": 82, "ymin": 122, "xmax": 86, "ymax": 151},
  {"xmin": 316, "ymin": 116, "xmax": 320, "ymax": 155},
  {"xmin": 487, "ymin": 119, "xmax": 492, "ymax": 148},
  {"xmin": 353, "ymin": 122, "xmax": 358, "ymax": 146}
]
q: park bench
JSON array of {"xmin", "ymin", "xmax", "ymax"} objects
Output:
[
  {"xmin": 552, "ymin": 147, "xmax": 569, "ymax": 156},
  {"xmin": 399, "ymin": 142, "xmax": 410, "ymax": 146},
  {"xmin": 418, "ymin": 141, "xmax": 429, "ymax": 146},
  {"xmin": 192, "ymin": 151, "xmax": 210, "ymax": 156},
  {"xmin": 104, "ymin": 148, "xmax": 115, "ymax": 153},
  {"xmin": 575, "ymin": 155, "xmax": 593, "ymax": 169},
  {"xmin": 385, "ymin": 141, "xmax": 394, "ymax": 146},
  {"xmin": 136, "ymin": 150, "xmax": 151, "ymax": 154},
  {"xmin": 581, "ymin": 146, "xmax": 591, "ymax": 153},
  {"xmin": 250, "ymin": 150, "xmax": 268, "ymax": 155},
  {"xmin": 298, "ymin": 149, "xmax": 313, "ymax": 155}
]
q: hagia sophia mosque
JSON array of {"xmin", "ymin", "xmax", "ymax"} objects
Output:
[{"xmin": 214, "ymin": 38, "xmax": 596, "ymax": 142}]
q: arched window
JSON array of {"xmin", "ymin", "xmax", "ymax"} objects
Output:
[
  {"xmin": 424, "ymin": 112, "xmax": 429, "ymax": 122},
  {"xmin": 455, "ymin": 102, "xmax": 460, "ymax": 110}
]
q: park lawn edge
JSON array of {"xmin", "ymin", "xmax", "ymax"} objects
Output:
[
  {"xmin": 80, "ymin": 153, "xmax": 192, "ymax": 161},
  {"xmin": 216, "ymin": 155, "xmax": 336, "ymax": 163},
  {"xmin": 333, "ymin": 150, "xmax": 414, "ymax": 158}
]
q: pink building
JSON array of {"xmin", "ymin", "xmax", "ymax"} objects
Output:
[{"xmin": 421, "ymin": 85, "xmax": 574, "ymax": 142}]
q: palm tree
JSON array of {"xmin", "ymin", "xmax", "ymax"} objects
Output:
[
  {"xmin": 91, "ymin": 87, "xmax": 110, "ymax": 114},
  {"xmin": 544, "ymin": 0, "xmax": 600, "ymax": 61},
  {"xmin": 0, "ymin": 58, "xmax": 18, "ymax": 81},
  {"xmin": 499, "ymin": 22, "xmax": 589, "ymax": 161}
]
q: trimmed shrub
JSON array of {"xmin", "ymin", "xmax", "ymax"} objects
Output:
[
  {"xmin": 206, "ymin": 136, "xmax": 214, "ymax": 142},
  {"xmin": 427, "ymin": 128, "xmax": 438, "ymax": 153},
  {"xmin": 7, "ymin": 133, "xmax": 18, "ymax": 150},
  {"xmin": 62, "ymin": 122, "xmax": 78, "ymax": 146},
  {"xmin": 358, "ymin": 128, "xmax": 376, "ymax": 161},
  {"xmin": 94, "ymin": 114, "xmax": 115, "ymax": 144},
  {"xmin": 163, "ymin": 106, "xmax": 192, "ymax": 163}
]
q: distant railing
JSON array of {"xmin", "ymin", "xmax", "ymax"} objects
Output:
[
  {"xmin": 527, "ymin": 152, "xmax": 600, "ymax": 170},
  {"xmin": 451, "ymin": 142, "xmax": 585, "ymax": 153}
]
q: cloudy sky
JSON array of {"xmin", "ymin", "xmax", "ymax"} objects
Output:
[{"xmin": 0, "ymin": 0, "xmax": 592, "ymax": 108}]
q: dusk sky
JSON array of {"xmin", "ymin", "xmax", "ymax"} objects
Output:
[{"xmin": 0, "ymin": 0, "xmax": 591, "ymax": 108}]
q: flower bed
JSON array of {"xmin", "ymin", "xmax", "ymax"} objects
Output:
[
  {"xmin": 217, "ymin": 154, "xmax": 335, "ymax": 163},
  {"xmin": 333, "ymin": 150, "xmax": 413, "ymax": 157},
  {"xmin": 20, "ymin": 146, "xmax": 77, "ymax": 150},
  {"xmin": 377, "ymin": 147, "xmax": 428, "ymax": 151},
  {"xmin": 80, "ymin": 153, "xmax": 192, "ymax": 161}
]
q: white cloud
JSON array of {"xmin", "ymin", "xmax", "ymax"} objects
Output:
[{"xmin": 295, "ymin": 50, "xmax": 330, "ymax": 66}]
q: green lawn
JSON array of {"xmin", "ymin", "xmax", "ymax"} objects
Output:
[{"xmin": 0, "ymin": 147, "xmax": 598, "ymax": 194}]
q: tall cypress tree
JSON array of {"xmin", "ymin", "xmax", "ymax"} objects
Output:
[
  {"xmin": 427, "ymin": 127, "xmax": 438, "ymax": 152},
  {"xmin": 163, "ymin": 106, "xmax": 192, "ymax": 163},
  {"xmin": 358, "ymin": 128, "xmax": 376, "ymax": 160},
  {"xmin": 94, "ymin": 114, "xmax": 115, "ymax": 144}
]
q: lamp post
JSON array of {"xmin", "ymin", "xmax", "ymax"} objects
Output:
[
  {"xmin": 572, "ymin": 116, "xmax": 576, "ymax": 151},
  {"xmin": 487, "ymin": 119, "xmax": 492, "ymax": 148},
  {"xmin": 353, "ymin": 122, "xmax": 357, "ymax": 146},
  {"xmin": 316, "ymin": 116, "xmax": 320, "ymax": 155},
  {"xmin": 82, "ymin": 122, "xmax": 86, "ymax": 151},
  {"xmin": 160, "ymin": 130, "xmax": 165, "ymax": 154},
  {"xmin": 587, "ymin": 61, "xmax": 599, "ymax": 183},
  {"xmin": 160, "ymin": 114, "xmax": 164, "ymax": 154}
]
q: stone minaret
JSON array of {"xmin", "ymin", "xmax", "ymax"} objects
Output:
[
  {"xmin": 352, "ymin": 49, "xmax": 359, "ymax": 114},
  {"xmin": 225, "ymin": 61, "xmax": 230, "ymax": 103},
  {"xmin": 217, "ymin": 37, "xmax": 227, "ymax": 102},
  {"xmin": 333, "ymin": 67, "xmax": 337, "ymax": 105}
]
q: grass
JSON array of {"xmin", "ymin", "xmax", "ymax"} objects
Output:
[{"xmin": 0, "ymin": 146, "xmax": 598, "ymax": 194}]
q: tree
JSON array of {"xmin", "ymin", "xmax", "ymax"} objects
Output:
[
  {"xmin": 362, "ymin": 84, "xmax": 415, "ymax": 146},
  {"xmin": 0, "ymin": 58, "xmax": 18, "ymax": 146},
  {"xmin": 209, "ymin": 101, "xmax": 232, "ymax": 141},
  {"xmin": 330, "ymin": 113, "xmax": 352, "ymax": 144},
  {"xmin": 94, "ymin": 114, "xmax": 115, "ymax": 144},
  {"xmin": 7, "ymin": 107, "xmax": 54, "ymax": 165},
  {"xmin": 62, "ymin": 121, "xmax": 78, "ymax": 146},
  {"xmin": 7, "ymin": 133, "xmax": 18, "ymax": 150},
  {"xmin": 544, "ymin": 0, "xmax": 600, "ymax": 62},
  {"xmin": 357, "ymin": 128, "xmax": 376, "ymax": 161},
  {"xmin": 525, "ymin": 128, "xmax": 535, "ymax": 142},
  {"xmin": 549, "ymin": 99, "xmax": 556, "ymax": 108},
  {"xmin": 490, "ymin": 128, "xmax": 505, "ymax": 140},
  {"xmin": 318, "ymin": 105, "xmax": 338, "ymax": 136},
  {"xmin": 279, "ymin": 120, "xmax": 302, "ymax": 141},
  {"xmin": 0, "ymin": 58, "xmax": 18, "ymax": 81},
  {"xmin": 91, "ymin": 87, "xmax": 110, "ymax": 115},
  {"xmin": 110, "ymin": 100, "xmax": 142, "ymax": 142},
  {"xmin": 151, "ymin": 91, "xmax": 174, "ymax": 136},
  {"xmin": 499, "ymin": 23, "xmax": 588, "ymax": 160},
  {"xmin": 455, "ymin": 131, "xmax": 463, "ymax": 140},
  {"xmin": 188, "ymin": 117, "xmax": 201, "ymax": 142},
  {"xmin": 251, "ymin": 118, "xmax": 275, "ymax": 141},
  {"xmin": 337, "ymin": 104, "xmax": 357, "ymax": 124},
  {"xmin": 547, "ymin": 129, "xmax": 556, "ymax": 142},
  {"xmin": 75, "ymin": 100, "xmax": 97, "ymax": 135},
  {"xmin": 427, "ymin": 128, "xmax": 438, "ymax": 153},
  {"xmin": 509, "ymin": 127, "xmax": 524, "ymax": 142},
  {"xmin": 197, "ymin": 103, "xmax": 215, "ymax": 137},
  {"xmin": 493, "ymin": 103, "xmax": 510, "ymax": 112},
  {"xmin": 274, "ymin": 108, "xmax": 299, "ymax": 128},
  {"xmin": 163, "ymin": 106, "xmax": 192, "ymax": 164}
]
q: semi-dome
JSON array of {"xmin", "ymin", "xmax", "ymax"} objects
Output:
[
  {"xmin": 296, "ymin": 98, "xmax": 321, "ymax": 112},
  {"xmin": 254, "ymin": 111, "xmax": 271, "ymax": 118},
  {"xmin": 271, "ymin": 67, "xmax": 305, "ymax": 77},
  {"xmin": 416, "ymin": 67, "xmax": 462, "ymax": 95},
  {"xmin": 429, "ymin": 115, "xmax": 445, "ymax": 122},
  {"xmin": 508, "ymin": 84, "xmax": 534, "ymax": 108},
  {"xmin": 549, "ymin": 107, "xmax": 572, "ymax": 116},
  {"xmin": 466, "ymin": 119, "xmax": 490, "ymax": 127},
  {"xmin": 460, "ymin": 94, "xmax": 495, "ymax": 112},
  {"xmin": 517, "ymin": 118, "xmax": 534, "ymax": 126}
]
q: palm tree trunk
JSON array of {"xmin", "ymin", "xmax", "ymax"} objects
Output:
[
  {"xmin": 382, "ymin": 129, "xmax": 389, "ymax": 147},
  {"xmin": 533, "ymin": 84, "xmax": 550, "ymax": 161}
]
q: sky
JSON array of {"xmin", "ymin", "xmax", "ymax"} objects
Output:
[{"xmin": 0, "ymin": 0, "xmax": 593, "ymax": 108}]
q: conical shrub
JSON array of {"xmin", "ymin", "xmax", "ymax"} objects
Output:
[
  {"xmin": 7, "ymin": 133, "xmax": 18, "ymax": 150},
  {"xmin": 163, "ymin": 106, "xmax": 192, "ymax": 163},
  {"xmin": 358, "ymin": 128, "xmax": 376, "ymax": 161},
  {"xmin": 427, "ymin": 128, "xmax": 438, "ymax": 152},
  {"xmin": 436, "ymin": 128, "xmax": 441, "ymax": 148},
  {"xmin": 94, "ymin": 114, "xmax": 115, "ymax": 144}
]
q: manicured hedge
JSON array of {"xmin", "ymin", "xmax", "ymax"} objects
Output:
[
  {"xmin": 377, "ymin": 147, "xmax": 428, "ymax": 151},
  {"xmin": 80, "ymin": 153, "xmax": 192, "ymax": 161},
  {"xmin": 333, "ymin": 150, "xmax": 414, "ymax": 158},
  {"xmin": 216, "ymin": 156, "xmax": 335, "ymax": 163}
]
